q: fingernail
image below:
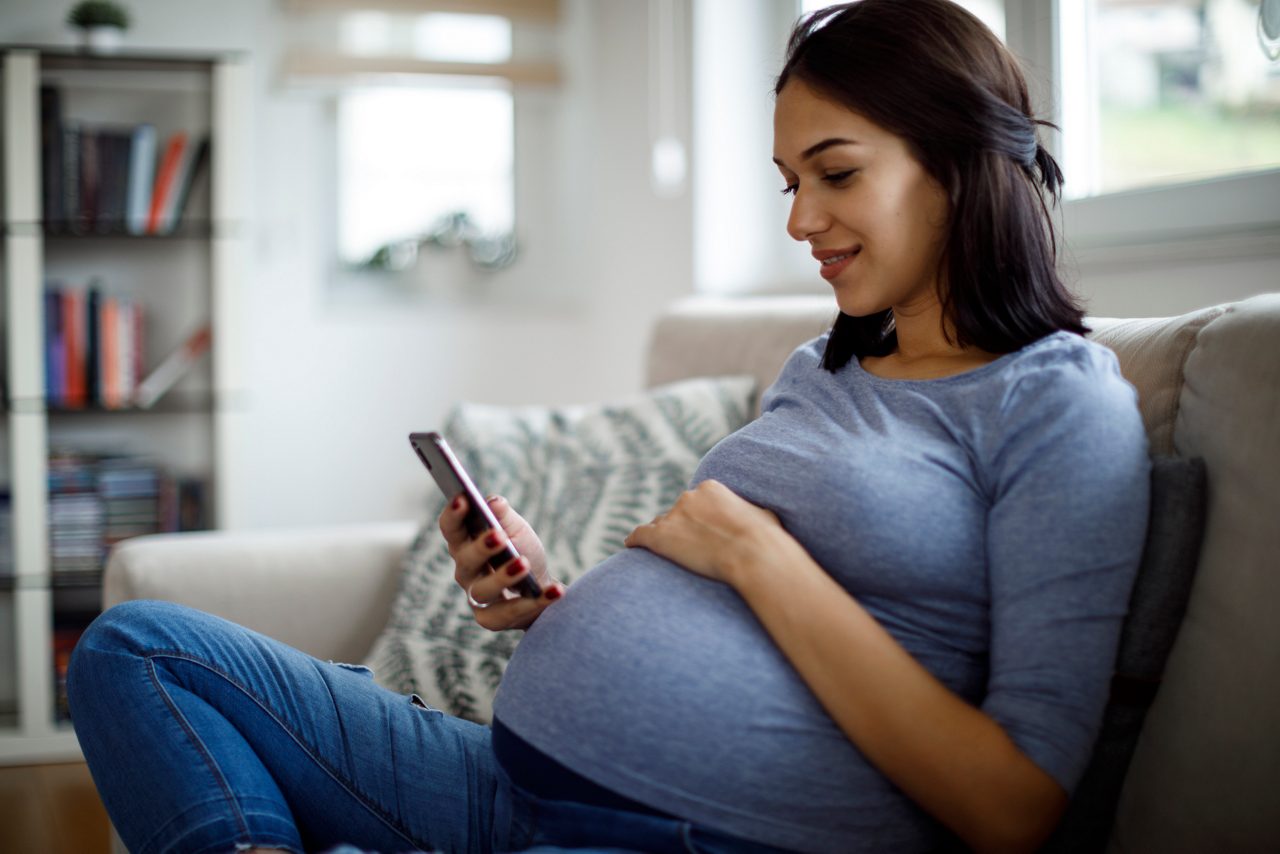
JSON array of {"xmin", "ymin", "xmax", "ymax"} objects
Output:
[
  {"xmin": 506, "ymin": 558, "xmax": 524, "ymax": 576},
  {"xmin": 484, "ymin": 532, "xmax": 501, "ymax": 548},
  {"xmin": 546, "ymin": 586, "xmax": 562, "ymax": 601},
  {"xmin": 451, "ymin": 497, "xmax": 462, "ymax": 511}
]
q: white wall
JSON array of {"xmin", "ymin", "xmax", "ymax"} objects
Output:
[{"xmin": 2, "ymin": 0, "xmax": 695, "ymax": 530}]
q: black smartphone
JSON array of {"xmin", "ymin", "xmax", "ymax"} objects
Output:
[{"xmin": 408, "ymin": 431, "xmax": 542, "ymax": 599}]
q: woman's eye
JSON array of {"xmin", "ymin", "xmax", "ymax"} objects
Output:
[
  {"xmin": 780, "ymin": 183, "xmax": 798, "ymax": 196},
  {"xmin": 823, "ymin": 170, "xmax": 856, "ymax": 185}
]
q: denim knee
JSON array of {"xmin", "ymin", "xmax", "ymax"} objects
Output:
[{"xmin": 67, "ymin": 599, "xmax": 188, "ymax": 706}]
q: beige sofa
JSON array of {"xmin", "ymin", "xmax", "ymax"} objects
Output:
[{"xmin": 104, "ymin": 293, "xmax": 1280, "ymax": 853}]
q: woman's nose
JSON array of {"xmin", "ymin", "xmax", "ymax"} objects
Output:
[{"xmin": 786, "ymin": 186, "xmax": 828, "ymax": 242}]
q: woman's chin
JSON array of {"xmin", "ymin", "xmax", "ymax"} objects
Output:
[{"xmin": 831, "ymin": 290, "xmax": 887, "ymax": 319}]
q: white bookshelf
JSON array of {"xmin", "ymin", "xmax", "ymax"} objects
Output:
[{"xmin": 0, "ymin": 47, "xmax": 249, "ymax": 766}]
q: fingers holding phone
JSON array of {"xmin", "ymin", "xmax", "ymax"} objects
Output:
[{"xmin": 439, "ymin": 493, "xmax": 565, "ymax": 631}]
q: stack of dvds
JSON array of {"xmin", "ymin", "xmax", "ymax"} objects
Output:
[
  {"xmin": 98, "ymin": 458, "xmax": 164, "ymax": 551},
  {"xmin": 47, "ymin": 453, "xmax": 104, "ymax": 576}
]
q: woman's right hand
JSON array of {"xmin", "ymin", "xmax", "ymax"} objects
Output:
[{"xmin": 439, "ymin": 495, "xmax": 565, "ymax": 631}]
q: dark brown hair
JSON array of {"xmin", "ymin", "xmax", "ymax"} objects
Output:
[{"xmin": 775, "ymin": 0, "xmax": 1087, "ymax": 371}]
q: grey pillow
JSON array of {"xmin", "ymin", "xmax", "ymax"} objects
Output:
[
  {"xmin": 363, "ymin": 375, "xmax": 757, "ymax": 723},
  {"xmin": 1043, "ymin": 455, "xmax": 1208, "ymax": 853}
]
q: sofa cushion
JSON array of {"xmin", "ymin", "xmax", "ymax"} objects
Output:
[
  {"xmin": 1110, "ymin": 293, "xmax": 1280, "ymax": 853},
  {"xmin": 1043, "ymin": 455, "xmax": 1208, "ymax": 853},
  {"xmin": 1085, "ymin": 306, "xmax": 1225, "ymax": 456},
  {"xmin": 646, "ymin": 296, "xmax": 835, "ymax": 418},
  {"xmin": 362, "ymin": 375, "xmax": 757, "ymax": 723}
]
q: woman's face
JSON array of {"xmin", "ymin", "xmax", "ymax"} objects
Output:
[{"xmin": 773, "ymin": 81, "xmax": 950, "ymax": 319}]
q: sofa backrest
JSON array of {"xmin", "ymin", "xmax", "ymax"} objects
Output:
[{"xmin": 645, "ymin": 293, "xmax": 1280, "ymax": 853}]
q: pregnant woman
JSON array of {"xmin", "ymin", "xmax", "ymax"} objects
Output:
[{"xmin": 68, "ymin": 2, "xmax": 1151, "ymax": 852}]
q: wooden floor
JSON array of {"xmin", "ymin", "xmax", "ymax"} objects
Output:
[{"xmin": 0, "ymin": 761, "xmax": 112, "ymax": 854}]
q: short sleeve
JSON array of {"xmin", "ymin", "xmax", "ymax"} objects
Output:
[{"xmin": 981, "ymin": 343, "xmax": 1151, "ymax": 794}]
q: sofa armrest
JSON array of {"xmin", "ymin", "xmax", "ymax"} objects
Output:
[{"xmin": 103, "ymin": 520, "xmax": 419, "ymax": 663}]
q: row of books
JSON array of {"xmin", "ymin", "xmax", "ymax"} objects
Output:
[
  {"xmin": 45, "ymin": 284, "xmax": 141, "ymax": 409},
  {"xmin": 45, "ymin": 282, "xmax": 212, "ymax": 410},
  {"xmin": 46, "ymin": 451, "xmax": 209, "ymax": 578},
  {"xmin": 40, "ymin": 86, "xmax": 210, "ymax": 235}
]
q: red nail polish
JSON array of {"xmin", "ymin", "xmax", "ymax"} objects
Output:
[
  {"xmin": 484, "ymin": 532, "xmax": 500, "ymax": 548},
  {"xmin": 452, "ymin": 497, "xmax": 462, "ymax": 511},
  {"xmin": 546, "ymin": 586, "xmax": 562, "ymax": 601},
  {"xmin": 506, "ymin": 558, "xmax": 524, "ymax": 576}
]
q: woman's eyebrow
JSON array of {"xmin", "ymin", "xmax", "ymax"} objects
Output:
[{"xmin": 772, "ymin": 137, "xmax": 862, "ymax": 168}]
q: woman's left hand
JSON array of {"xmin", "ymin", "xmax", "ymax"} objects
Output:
[{"xmin": 624, "ymin": 479, "xmax": 789, "ymax": 586}]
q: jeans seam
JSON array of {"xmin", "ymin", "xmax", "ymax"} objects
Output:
[
  {"xmin": 141, "ymin": 659, "xmax": 253, "ymax": 854},
  {"xmin": 147, "ymin": 649, "xmax": 427, "ymax": 854}
]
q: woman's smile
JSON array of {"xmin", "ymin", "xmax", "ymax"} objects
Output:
[{"xmin": 815, "ymin": 246, "xmax": 861, "ymax": 281}]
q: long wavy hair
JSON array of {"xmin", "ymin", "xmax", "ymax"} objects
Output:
[{"xmin": 775, "ymin": 0, "xmax": 1087, "ymax": 372}]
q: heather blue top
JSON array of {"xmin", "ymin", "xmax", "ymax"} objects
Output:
[{"xmin": 493, "ymin": 330, "xmax": 1151, "ymax": 853}]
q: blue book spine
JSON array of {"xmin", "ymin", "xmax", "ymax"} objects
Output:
[
  {"xmin": 45, "ymin": 288, "xmax": 65, "ymax": 406},
  {"xmin": 126, "ymin": 124, "xmax": 156, "ymax": 236}
]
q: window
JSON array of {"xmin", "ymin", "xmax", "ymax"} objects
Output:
[
  {"xmin": 333, "ymin": 10, "xmax": 515, "ymax": 269},
  {"xmin": 282, "ymin": 3, "xmax": 560, "ymax": 277},
  {"xmin": 336, "ymin": 84, "xmax": 514, "ymax": 268},
  {"xmin": 1059, "ymin": 0, "xmax": 1280, "ymax": 199},
  {"xmin": 1000, "ymin": 0, "xmax": 1280, "ymax": 259}
]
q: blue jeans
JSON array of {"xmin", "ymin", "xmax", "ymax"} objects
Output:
[{"xmin": 67, "ymin": 600, "xmax": 792, "ymax": 854}]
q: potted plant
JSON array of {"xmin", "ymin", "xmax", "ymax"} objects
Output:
[{"xmin": 67, "ymin": 1, "xmax": 131, "ymax": 53}]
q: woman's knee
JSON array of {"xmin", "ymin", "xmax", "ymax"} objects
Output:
[
  {"xmin": 77, "ymin": 599, "xmax": 191, "ymax": 652},
  {"xmin": 68, "ymin": 600, "xmax": 199, "ymax": 690}
]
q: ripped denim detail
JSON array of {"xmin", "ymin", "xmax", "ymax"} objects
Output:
[
  {"xmin": 409, "ymin": 694, "xmax": 443, "ymax": 717},
  {"xmin": 328, "ymin": 661, "xmax": 375, "ymax": 680}
]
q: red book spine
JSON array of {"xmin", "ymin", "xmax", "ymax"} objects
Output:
[
  {"xmin": 101, "ymin": 297, "xmax": 120, "ymax": 408},
  {"xmin": 146, "ymin": 132, "xmax": 187, "ymax": 235},
  {"xmin": 63, "ymin": 289, "xmax": 86, "ymax": 407}
]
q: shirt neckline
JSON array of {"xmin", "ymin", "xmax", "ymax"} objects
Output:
[{"xmin": 848, "ymin": 331, "xmax": 1067, "ymax": 388}]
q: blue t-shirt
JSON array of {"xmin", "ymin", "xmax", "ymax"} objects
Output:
[{"xmin": 493, "ymin": 330, "xmax": 1151, "ymax": 853}]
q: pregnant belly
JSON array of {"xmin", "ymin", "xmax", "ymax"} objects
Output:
[{"xmin": 491, "ymin": 547, "xmax": 870, "ymax": 820}]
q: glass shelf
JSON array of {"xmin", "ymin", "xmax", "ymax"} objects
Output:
[
  {"xmin": 5, "ymin": 391, "xmax": 218, "ymax": 416},
  {"xmin": 1, "ymin": 571, "xmax": 104, "ymax": 591},
  {"xmin": 3, "ymin": 220, "xmax": 244, "ymax": 239},
  {"xmin": 0, "ymin": 44, "xmax": 240, "ymax": 72}
]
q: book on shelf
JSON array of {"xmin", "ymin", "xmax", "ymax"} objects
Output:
[
  {"xmin": 40, "ymin": 86, "xmax": 64, "ymax": 227},
  {"xmin": 0, "ymin": 490, "xmax": 12, "ymax": 578},
  {"xmin": 60, "ymin": 122, "xmax": 81, "ymax": 232},
  {"xmin": 39, "ymin": 85, "xmax": 210, "ymax": 235},
  {"xmin": 161, "ymin": 136, "xmax": 210, "ymax": 235},
  {"xmin": 126, "ymin": 123, "xmax": 156, "ymax": 235},
  {"xmin": 95, "ymin": 127, "xmax": 135, "ymax": 234},
  {"xmin": 146, "ymin": 131, "xmax": 187, "ymax": 235},
  {"xmin": 135, "ymin": 324, "xmax": 212, "ymax": 409},
  {"xmin": 44, "ymin": 282, "xmax": 153, "ymax": 410}
]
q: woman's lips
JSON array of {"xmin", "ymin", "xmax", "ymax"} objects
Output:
[{"xmin": 818, "ymin": 248, "xmax": 860, "ymax": 281}]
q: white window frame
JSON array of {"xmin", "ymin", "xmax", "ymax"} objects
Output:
[{"xmin": 1006, "ymin": 0, "xmax": 1280, "ymax": 268}]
